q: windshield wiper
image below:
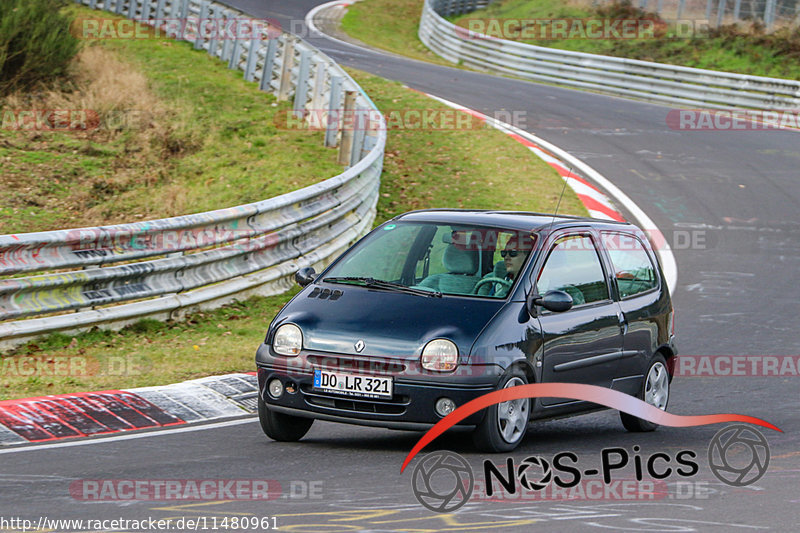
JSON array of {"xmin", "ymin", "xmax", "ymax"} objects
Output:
[{"xmin": 324, "ymin": 277, "xmax": 442, "ymax": 298}]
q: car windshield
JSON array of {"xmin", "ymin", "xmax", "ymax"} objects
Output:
[{"xmin": 323, "ymin": 222, "xmax": 536, "ymax": 299}]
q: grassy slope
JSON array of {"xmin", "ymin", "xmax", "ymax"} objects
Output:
[
  {"xmin": 1, "ymin": 68, "xmax": 585, "ymax": 400},
  {"xmin": 340, "ymin": 0, "xmax": 454, "ymax": 64},
  {"xmin": 341, "ymin": 0, "xmax": 800, "ymax": 81},
  {"xmin": 450, "ymin": 0, "xmax": 800, "ymax": 80},
  {"xmin": 0, "ymin": 6, "xmax": 341, "ymax": 234}
]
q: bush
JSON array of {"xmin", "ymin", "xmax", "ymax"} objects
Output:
[{"xmin": 0, "ymin": 0, "xmax": 79, "ymax": 95}]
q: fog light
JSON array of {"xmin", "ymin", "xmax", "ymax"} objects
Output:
[
  {"xmin": 268, "ymin": 379, "xmax": 284, "ymax": 399},
  {"xmin": 435, "ymin": 397, "xmax": 456, "ymax": 417}
]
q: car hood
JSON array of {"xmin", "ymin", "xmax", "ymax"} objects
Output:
[{"xmin": 273, "ymin": 283, "xmax": 505, "ymax": 359}]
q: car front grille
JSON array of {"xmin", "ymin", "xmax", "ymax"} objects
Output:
[{"xmin": 300, "ymin": 385, "xmax": 409, "ymax": 415}]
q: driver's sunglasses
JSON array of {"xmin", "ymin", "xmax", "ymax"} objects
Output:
[{"xmin": 500, "ymin": 249, "xmax": 519, "ymax": 258}]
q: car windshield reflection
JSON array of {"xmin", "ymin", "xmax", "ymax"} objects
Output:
[{"xmin": 323, "ymin": 222, "xmax": 536, "ymax": 299}]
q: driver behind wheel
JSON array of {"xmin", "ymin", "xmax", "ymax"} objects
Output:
[{"xmin": 477, "ymin": 237, "xmax": 527, "ymax": 297}]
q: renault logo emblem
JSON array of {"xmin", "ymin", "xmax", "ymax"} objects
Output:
[{"xmin": 354, "ymin": 340, "xmax": 365, "ymax": 353}]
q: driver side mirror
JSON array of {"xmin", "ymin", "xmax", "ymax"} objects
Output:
[
  {"xmin": 526, "ymin": 289, "xmax": 573, "ymax": 316},
  {"xmin": 295, "ymin": 267, "xmax": 317, "ymax": 287}
]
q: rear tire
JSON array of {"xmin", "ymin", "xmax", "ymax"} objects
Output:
[
  {"xmin": 258, "ymin": 395, "xmax": 313, "ymax": 442},
  {"xmin": 472, "ymin": 369, "xmax": 530, "ymax": 452},
  {"xmin": 620, "ymin": 354, "xmax": 670, "ymax": 432}
]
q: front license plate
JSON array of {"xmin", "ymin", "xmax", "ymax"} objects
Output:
[{"xmin": 313, "ymin": 369, "xmax": 392, "ymax": 399}]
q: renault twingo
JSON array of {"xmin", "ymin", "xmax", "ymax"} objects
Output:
[{"xmin": 256, "ymin": 210, "xmax": 676, "ymax": 452}]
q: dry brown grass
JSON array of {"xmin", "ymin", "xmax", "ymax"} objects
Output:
[
  {"xmin": 0, "ymin": 44, "xmax": 185, "ymax": 231},
  {"xmin": 3, "ymin": 46, "xmax": 165, "ymax": 137},
  {"xmin": 160, "ymin": 183, "xmax": 188, "ymax": 217},
  {"xmin": 71, "ymin": 46, "xmax": 160, "ymax": 114}
]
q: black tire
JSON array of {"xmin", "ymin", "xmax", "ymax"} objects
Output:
[
  {"xmin": 258, "ymin": 395, "xmax": 314, "ymax": 442},
  {"xmin": 620, "ymin": 354, "xmax": 670, "ymax": 432},
  {"xmin": 472, "ymin": 369, "xmax": 530, "ymax": 452}
]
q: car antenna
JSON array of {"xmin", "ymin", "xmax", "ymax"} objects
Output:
[
  {"xmin": 527, "ymin": 167, "xmax": 573, "ymax": 316},
  {"xmin": 545, "ymin": 167, "xmax": 572, "ymax": 241}
]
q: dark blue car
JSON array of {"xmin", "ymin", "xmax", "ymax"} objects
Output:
[{"xmin": 255, "ymin": 210, "xmax": 676, "ymax": 451}]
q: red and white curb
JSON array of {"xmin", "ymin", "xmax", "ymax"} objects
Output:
[
  {"xmin": 0, "ymin": 373, "xmax": 258, "ymax": 446},
  {"xmin": 419, "ymin": 92, "xmax": 626, "ymax": 222}
]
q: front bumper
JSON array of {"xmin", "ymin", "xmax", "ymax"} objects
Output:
[{"xmin": 256, "ymin": 344, "xmax": 503, "ymax": 428}]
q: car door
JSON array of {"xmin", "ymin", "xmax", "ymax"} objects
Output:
[
  {"xmin": 599, "ymin": 231, "xmax": 665, "ymax": 389},
  {"xmin": 533, "ymin": 231, "xmax": 625, "ymax": 407}
]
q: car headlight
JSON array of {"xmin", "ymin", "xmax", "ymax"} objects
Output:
[
  {"xmin": 273, "ymin": 324, "xmax": 302, "ymax": 356},
  {"xmin": 421, "ymin": 339, "xmax": 459, "ymax": 371}
]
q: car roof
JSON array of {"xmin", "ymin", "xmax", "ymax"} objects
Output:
[{"xmin": 392, "ymin": 209, "xmax": 634, "ymax": 232}]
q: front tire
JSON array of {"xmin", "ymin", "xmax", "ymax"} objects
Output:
[
  {"xmin": 472, "ymin": 369, "xmax": 530, "ymax": 452},
  {"xmin": 258, "ymin": 395, "xmax": 314, "ymax": 442},
  {"xmin": 620, "ymin": 354, "xmax": 670, "ymax": 432}
]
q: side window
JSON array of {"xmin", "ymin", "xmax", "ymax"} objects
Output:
[
  {"xmin": 536, "ymin": 234, "xmax": 609, "ymax": 306},
  {"xmin": 602, "ymin": 232, "xmax": 658, "ymax": 298}
]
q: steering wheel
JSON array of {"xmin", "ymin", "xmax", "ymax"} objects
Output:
[{"xmin": 473, "ymin": 276, "xmax": 513, "ymax": 295}]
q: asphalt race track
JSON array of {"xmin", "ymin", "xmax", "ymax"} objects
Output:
[{"xmin": 2, "ymin": 1, "xmax": 799, "ymax": 531}]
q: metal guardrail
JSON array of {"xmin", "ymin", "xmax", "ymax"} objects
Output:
[
  {"xmin": 0, "ymin": 0, "xmax": 385, "ymax": 349},
  {"xmin": 421, "ymin": 0, "xmax": 800, "ymax": 110}
]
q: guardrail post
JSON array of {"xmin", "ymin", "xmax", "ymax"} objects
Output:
[
  {"xmin": 325, "ymin": 76, "xmax": 344, "ymax": 147},
  {"xmin": 141, "ymin": 0, "xmax": 151, "ymax": 22},
  {"xmin": 229, "ymin": 31, "xmax": 243, "ymax": 70},
  {"xmin": 638, "ymin": 0, "xmax": 648, "ymax": 10},
  {"xmin": 764, "ymin": 0, "xmax": 776, "ymax": 29},
  {"xmin": 705, "ymin": 0, "xmax": 713, "ymax": 21},
  {"xmin": 350, "ymin": 109, "xmax": 367, "ymax": 167},
  {"xmin": 277, "ymin": 38, "xmax": 296, "ymax": 102},
  {"xmin": 156, "ymin": 0, "xmax": 165, "ymax": 20},
  {"xmin": 656, "ymin": 0, "xmax": 663, "ymax": 15},
  {"xmin": 362, "ymin": 130, "xmax": 377, "ymax": 155},
  {"xmin": 244, "ymin": 37, "xmax": 260, "ymax": 82},
  {"xmin": 677, "ymin": 0, "xmax": 686, "ymax": 19},
  {"xmin": 180, "ymin": 0, "xmax": 190, "ymax": 19},
  {"xmin": 306, "ymin": 63, "xmax": 327, "ymax": 130},
  {"xmin": 338, "ymin": 90, "xmax": 357, "ymax": 165},
  {"xmin": 222, "ymin": 12, "xmax": 234, "ymax": 63},
  {"xmin": 89, "ymin": 0, "xmax": 97, "ymax": 10},
  {"xmin": 293, "ymin": 51, "xmax": 312, "ymax": 118},
  {"xmin": 716, "ymin": 0, "xmax": 726, "ymax": 27},
  {"xmin": 124, "ymin": 0, "xmax": 133, "ymax": 18},
  {"xmin": 309, "ymin": 62, "xmax": 327, "ymax": 128},
  {"xmin": 733, "ymin": 0, "xmax": 741, "ymax": 20},
  {"xmin": 195, "ymin": 2, "xmax": 209, "ymax": 50},
  {"xmin": 207, "ymin": 5, "xmax": 219, "ymax": 57},
  {"xmin": 116, "ymin": 0, "xmax": 124, "ymax": 15},
  {"xmin": 260, "ymin": 39, "xmax": 279, "ymax": 92}
]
